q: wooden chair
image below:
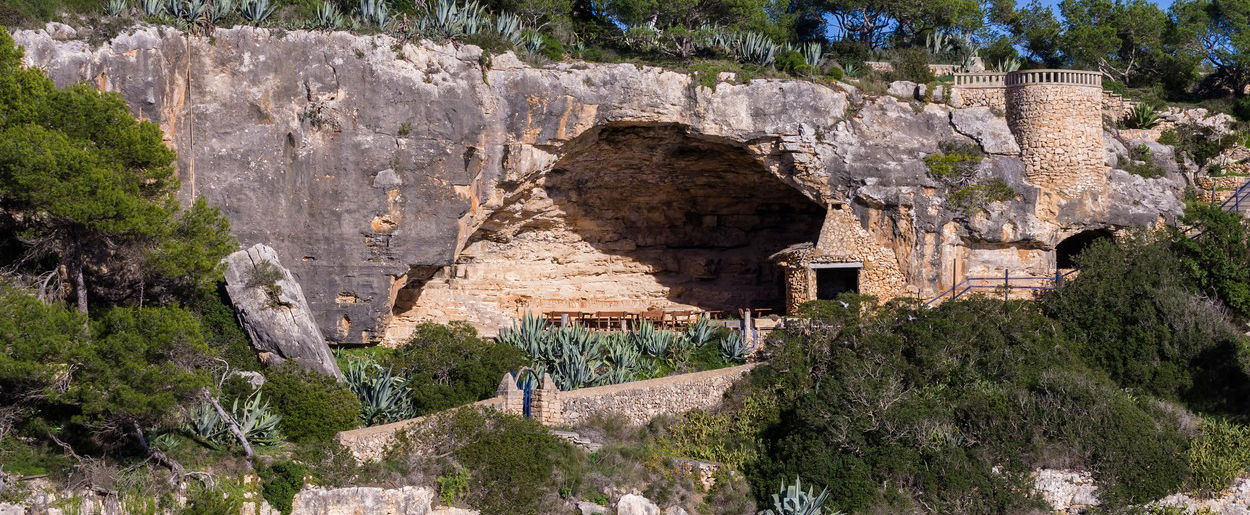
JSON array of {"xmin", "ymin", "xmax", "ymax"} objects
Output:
[
  {"xmin": 666, "ymin": 310, "xmax": 695, "ymax": 329},
  {"xmin": 639, "ymin": 310, "xmax": 665, "ymax": 328},
  {"xmin": 543, "ymin": 311, "xmax": 584, "ymax": 327},
  {"xmin": 593, "ymin": 311, "xmax": 634, "ymax": 331}
]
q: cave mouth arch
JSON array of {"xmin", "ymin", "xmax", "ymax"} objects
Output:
[
  {"xmin": 388, "ymin": 124, "xmax": 827, "ymax": 338},
  {"xmin": 1056, "ymin": 229, "xmax": 1114, "ymax": 269}
]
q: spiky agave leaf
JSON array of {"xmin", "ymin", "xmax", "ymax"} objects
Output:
[
  {"xmin": 106, "ymin": 0, "xmax": 129, "ymax": 16},
  {"xmin": 720, "ymin": 330, "xmax": 751, "ymax": 362},
  {"xmin": 344, "ymin": 358, "xmax": 417, "ymax": 426},
  {"xmin": 762, "ymin": 477, "xmax": 835, "ymax": 515},
  {"xmin": 240, "ymin": 0, "xmax": 274, "ymax": 22},
  {"xmin": 232, "ymin": 392, "xmax": 283, "ymax": 446}
]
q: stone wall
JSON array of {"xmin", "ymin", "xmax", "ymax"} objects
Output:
[
  {"xmin": 337, "ymin": 365, "xmax": 755, "ymax": 460},
  {"xmin": 1006, "ymin": 83, "xmax": 1106, "ymax": 193},
  {"xmin": 558, "ymin": 364, "xmax": 756, "ymax": 426},
  {"xmin": 954, "ymin": 88, "xmax": 1006, "ymax": 111}
]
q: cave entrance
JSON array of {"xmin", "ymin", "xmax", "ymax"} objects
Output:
[
  {"xmin": 391, "ymin": 124, "xmax": 827, "ymax": 336},
  {"xmin": 1056, "ymin": 229, "xmax": 1113, "ymax": 269},
  {"xmin": 814, "ymin": 263, "xmax": 861, "ymax": 300}
]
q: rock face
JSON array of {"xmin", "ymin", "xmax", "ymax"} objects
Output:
[
  {"xmin": 290, "ymin": 486, "xmax": 462, "ymax": 515},
  {"xmin": 13, "ymin": 25, "xmax": 1188, "ymax": 342},
  {"xmin": 224, "ymin": 243, "xmax": 341, "ymax": 377},
  {"xmin": 616, "ymin": 494, "xmax": 661, "ymax": 515}
]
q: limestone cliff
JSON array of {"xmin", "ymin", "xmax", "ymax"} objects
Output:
[{"xmin": 13, "ymin": 24, "xmax": 1186, "ymax": 342}]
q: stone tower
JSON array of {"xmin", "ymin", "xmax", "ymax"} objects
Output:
[{"xmin": 1003, "ymin": 70, "xmax": 1106, "ymax": 193}]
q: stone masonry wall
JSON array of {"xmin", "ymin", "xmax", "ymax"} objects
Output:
[
  {"xmin": 954, "ymin": 88, "xmax": 1006, "ymax": 111},
  {"xmin": 337, "ymin": 364, "xmax": 755, "ymax": 461},
  {"xmin": 559, "ymin": 364, "xmax": 756, "ymax": 426},
  {"xmin": 1006, "ymin": 84, "xmax": 1106, "ymax": 193}
]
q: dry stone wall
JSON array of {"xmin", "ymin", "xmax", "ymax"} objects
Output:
[
  {"xmin": 336, "ymin": 364, "xmax": 755, "ymax": 460},
  {"xmin": 558, "ymin": 364, "xmax": 756, "ymax": 426}
]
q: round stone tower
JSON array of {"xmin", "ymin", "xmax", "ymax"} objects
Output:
[{"xmin": 1004, "ymin": 70, "xmax": 1106, "ymax": 194}]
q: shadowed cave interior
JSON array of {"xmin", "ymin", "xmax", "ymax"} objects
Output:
[{"xmin": 387, "ymin": 125, "xmax": 827, "ymax": 338}]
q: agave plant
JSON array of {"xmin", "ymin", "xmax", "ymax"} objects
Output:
[
  {"xmin": 165, "ymin": 0, "xmax": 187, "ymax": 18},
  {"xmin": 992, "ymin": 57, "xmax": 1021, "ymax": 73},
  {"xmin": 493, "ymin": 11, "xmax": 524, "ymax": 45},
  {"xmin": 554, "ymin": 349, "xmax": 599, "ymax": 390},
  {"xmin": 344, "ymin": 358, "xmax": 417, "ymax": 426},
  {"xmin": 685, "ymin": 317, "xmax": 716, "ymax": 346},
  {"xmin": 603, "ymin": 331, "xmax": 641, "ymax": 370},
  {"xmin": 184, "ymin": 0, "xmax": 209, "ymax": 22},
  {"xmin": 106, "ymin": 0, "xmax": 129, "ymax": 16},
  {"xmin": 142, "ymin": 0, "xmax": 163, "ymax": 15},
  {"xmin": 240, "ymin": 0, "xmax": 274, "ymax": 22},
  {"xmin": 497, "ymin": 312, "xmax": 550, "ymax": 358},
  {"xmin": 551, "ymin": 323, "xmax": 600, "ymax": 358},
  {"xmin": 632, "ymin": 322, "xmax": 677, "ymax": 357},
  {"xmin": 720, "ymin": 330, "xmax": 751, "ymax": 363},
  {"xmin": 730, "ymin": 31, "xmax": 778, "ymax": 66},
  {"xmin": 209, "ymin": 0, "xmax": 235, "ymax": 23},
  {"xmin": 184, "ymin": 392, "xmax": 282, "ymax": 448},
  {"xmin": 925, "ymin": 32, "xmax": 954, "ymax": 56},
  {"xmin": 1125, "ymin": 103, "xmax": 1161, "ymax": 129},
  {"xmin": 523, "ymin": 30, "xmax": 544, "ymax": 53},
  {"xmin": 593, "ymin": 366, "xmax": 635, "ymax": 386},
  {"xmin": 760, "ymin": 477, "xmax": 835, "ymax": 515},
  {"xmin": 185, "ymin": 401, "xmax": 224, "ymax": 443},
  {"xmin": 310, "ymin": 0, "xmax": 345, "ymax": 29},
  {"xmin": 418, "ymin": 0, "xmax": 487, "ymax": 36},
  {"xmin": 800, "ymin": 42, "xmax": 822, "ymax": 69},
  {"xmin": 360, "ymin": 0, "xmax": 391, "ymax": 27},
  {"xmin": 231, "ymin": 392, "xmax": 283, "ymax": 446}
]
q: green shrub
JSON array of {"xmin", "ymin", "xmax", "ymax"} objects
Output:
[
  {"xmin": 185, "ymin": 285, "xmax": 260, "ymax": 371},
  {"xmin": 924, "ymin": 140, "xmax": 983, "ymax": 181},
  {"xmin": 394, "ymin": 408, "xmax": 580, "ymax": 514},
  {"xmin": 182, "ymin": 481, "xmax": 246, "ymax": 515},
  {"xmin": 1044, "ymin": 233, "xmax": 1245, "ymax": 402},
  {"xmin": 259, "ymin": 461, "xmax": 309, "ymax": 515},
  {"xmin": 1234, "ymin": 96, "xmax": 1250, "ymax": 122},
  {"xmin": 437, "ymin": 467, "xmax": 471, "ymax": 505},
  {"xmin": 1188, "ymin": 418, "xmax": 1250, "ymax": 494},
  {"xmin": 949, "ymin": 179, "xmax": 1017, "ymax": 214},
  {"xmin": 891, "ymin": 47, "xmax": 934, "ymax": 84},
  {"xmin": 1123, "ymin": 144, "xmax": 1167, "ymax": 178},
  {"xmin": 263, "ymin": 365, "xmax": 361, "ymax": 443},
  {"xmin": 748, "ymin": 297, "xmax": 1190, "ymax": 511},
  {"xmin": 775, "ymin": 50, "xmax": 813, "ymax": 77},
  {"xmin": 389, "ymin": 322, "xmax": 528, "ymax": 416}
]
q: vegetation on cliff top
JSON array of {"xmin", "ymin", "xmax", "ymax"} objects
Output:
[{"xmin": 6, "ymin": 0, "xmax": 1250, "ymax": 114}]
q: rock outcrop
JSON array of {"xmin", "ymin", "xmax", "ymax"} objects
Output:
[
  {"xmin": 13, "ymin": 24, "xmax": 1188, "ymax": 342},
  {"xmin": 223, "ymin": 243, "xmax": 341, "ymax": 377}
]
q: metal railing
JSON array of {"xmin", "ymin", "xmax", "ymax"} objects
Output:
[
  {"xmin": 923, "ymin": 269, "xmax": 1079, "ymax": 307},
  {"xmin": 1219, "ymin": 178, "xmax": 1250, "ymax": 214}
]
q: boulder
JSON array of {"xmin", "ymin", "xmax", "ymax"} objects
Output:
[
  {"xmin": 577, "ymin": 501, "xmax": 609, "ymax": 514},
  {"xmin": 616, "ymin": 494, "xmax": 660, "ymax": 515},
  {"xmin": 224, "ymin": 244, "xmax": 341, "ymax": 378},
  {"xmin": 950, "ymin": 107, "xmax": 1020, "ymax": 155},
  {"xmin": 887, "ymin": 80, "xmax": 920, "ymax": 99},
  {"xmin": 291, "ymin": 486, "xmax": 456, "ymax": 514}
]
